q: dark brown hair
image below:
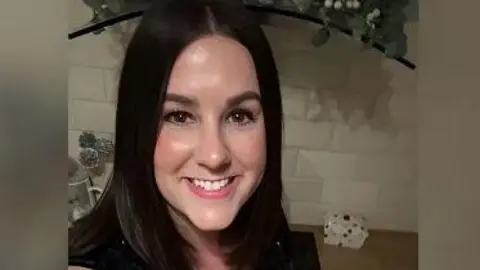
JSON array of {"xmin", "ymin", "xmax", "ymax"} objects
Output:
[{"xmin": 69, "ymin": 0, "xmax": 284, "ymax": 269}]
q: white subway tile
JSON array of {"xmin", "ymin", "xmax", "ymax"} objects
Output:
[
  {"xmin": 281, "ymin": 199, "xmax": 291, "ymax": 220},
  {"xmin": 274, "ymin": 48, "xmax": 350, "ymax": 90},
  {"xmin": 68, "ymin": 0, "xmax": 91, "ymax": 31},
  {"xmin": 264, "ymin": 26, "xmax": 317, "ymax": 52},
  {"xmin": 356, "ymin": 155, "xmax": 416, "ymax": 183},
  {"xmin": 103, "ymin": 69, "xmax": 120, "ymax": 102},
  {"xmin": 283, "ymin": 120, "xmax": 332, "ymax": 149},
  {"xmin": 392, "ymin": 129, "xmax": 417, "ymax": 156},
  {"xmin": 321, "ymin": 180, "xmax": 379, "ymax": 213},
  {"xmin": 282, "ymin": 177, "xmax": 323, "ymax": 204},
  {"xmin": 296, "ymin": 150, "xmax": 356, "ymax": 180},
  {"xmin": 272, "ymin": 30, "xmax": 418, "ymax": 231},
  {"xmin": 309, "ymin": 97, "xmax": 344, "ymax": 123},
  {"xmin": 68, "ymin": 66, "xmax": 107, "ymax": 101},
  {"xmin": 70, "ymin": 100, "xmax": 116, "ymax": 133},
  {"xmin": 68, "ymin": 33, "xmax": 123, "ymax": 69},
  {"xmin": 361, "ymin": 129, "xmax": 394, "ymax": 154},
  {"xmin": 329, "ymin": 124, "xmax": 356, "ymax": 152},
  {"xmin": 68, "ymin": 130, "xmax": 82, "ymax": 158},
  {"xmin": 281, "ymin": 86, "xmax": 310, "ymax": 98},
  {"xmin": 305, "ymin": 103, "xmax": 322, "ymax": 121},
  {"xmin": 281, "ymin": 148, "xmax": 298, "ymax": 177},
  {"xmin": 383, "ymin": 59, "xmax": 417, "ymax": 95},
  {"xmin": 281, "ymin": 86, "xmax": 307, "ymax": 119},
  {"xmin": 345, "ymin": 48, "xmax": 387, "ymax": 92},
  {"xmin": 68, "ymin": 99, "xmax": 74, "ymax": 129},
  {"xmin": 296, "ymin": 150, "xmax": 416, "ymax": 183},
  {"xmin": 287, "ymin": 202, "xmax": 326, "ymax": 225},
  {"xmin": 346, "ymin": 109, "xmax": 367, "ymax": 129},
  {"xmin": 282, "ymin": 98, "xmax": 306, "ymax": 119},
  {"xmin": 389, "ymin": 93, "xmax": 417, "ymax": 128},
  {"xmin": 330, "ymin": 124, "xmax": 394, "ymax": 153},
  {"xmin": 370, "ymin": 205, "xmax": 418, "ymax": 232},
  {"xmin": 377, "ymin": 181, "xmax": 417, "ymax": 210}
]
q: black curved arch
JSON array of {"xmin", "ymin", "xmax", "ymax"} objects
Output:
[{"xmin": 68, "ymin": 5, "xmax": 416, "ymax": 70}]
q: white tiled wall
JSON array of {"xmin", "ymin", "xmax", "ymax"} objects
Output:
[{"xmin": 68, "ymin": 11, "xmax": 418, "ymax": 232}]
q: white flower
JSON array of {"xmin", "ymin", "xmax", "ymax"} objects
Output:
[
  {"xmin": 324, "ymin": 0, "xmax": 333, "ymax": 8},
  {"xmin": 366, "ymin": 12, "xmax": 374, "ymax": 22},
  {"xmin": 352, "ymin": 0, "xmax": 361, "ymax": 9},
  {"xmin": 334, "ymin": 0, "xmax": 343, "ymax": 9},
  {"xmin": 372, "ymin": 8, "xmax": 381, "ymax": 17},
  {"xmin": 346, "ymin": 1, "xmax": 353, "ymax": 8}
]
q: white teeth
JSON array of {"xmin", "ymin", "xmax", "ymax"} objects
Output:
[
  {"xmin": 194, "ymin": 179, "xmax": 201, "ymax": 186},
  {"xmin": 205, "ymin": 181, "xmax": 212, "ymax": 190},
  {"xmin": 190, "ymin": 177, "xmax": 232, "ymax": 191}
]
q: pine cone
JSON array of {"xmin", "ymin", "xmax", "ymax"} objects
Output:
[
  {"xmin": 78, "ymin": 147, "xmax": 100, "ymax": 169},
  {"xmin": 95, "ymin": 138, "xmax": 115, "ymax": 156},
  {"xmin": 79, "ymin": 131, "xmax": 97, "ymax": 148}
]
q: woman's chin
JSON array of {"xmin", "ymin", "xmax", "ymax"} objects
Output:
[{"xmin": 188, "ymin": 209, "xmax": 236, "ymax": 231}]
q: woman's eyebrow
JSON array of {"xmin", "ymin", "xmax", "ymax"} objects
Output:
[
  {"xmin": 226, "ymin": 90, "xmax": 261, "ymax": 107},
  {"xmin": 164, "ymin": 90, "xmax": 261, "ymax": 108}
]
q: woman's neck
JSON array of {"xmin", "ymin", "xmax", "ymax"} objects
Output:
[{"xmin": 169, "ymin": 209, "xmax": 228, "ymax": 269}]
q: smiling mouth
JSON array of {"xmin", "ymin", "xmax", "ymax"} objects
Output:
[{"xmin": 184, "ymin": 176, "xmax": 236, "ymax": 191}]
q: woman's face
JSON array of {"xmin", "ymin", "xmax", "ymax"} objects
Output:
[{"xmin": 154, "ymin": 35, "xmax": 266, "ymax": 231}]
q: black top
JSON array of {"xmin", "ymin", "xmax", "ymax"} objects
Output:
[{"xmin": 69, "ymin": 228, "xmax": 321, "ymax": 270}]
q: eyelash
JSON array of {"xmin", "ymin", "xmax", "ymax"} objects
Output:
[{"xmin": 162, "ymin": 108, "xmax": 257, "ymax": 127}]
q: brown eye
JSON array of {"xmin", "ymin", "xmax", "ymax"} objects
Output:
[
  {"xmin": 227, "ymin": 109, "xmax": 256, "ymax": 126},
  {"xmin": 163, "ymin": 111, "xmax": 195, "ymax": 125}
]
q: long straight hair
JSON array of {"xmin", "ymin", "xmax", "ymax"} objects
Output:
[{"xmin": 69, "ymin": 0, "xmax": 284, "ymax": 269}]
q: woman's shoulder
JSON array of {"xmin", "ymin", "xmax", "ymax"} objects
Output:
[{"xmin": 69, "ymin": 237, "xmax": 144, "ymax": 270}]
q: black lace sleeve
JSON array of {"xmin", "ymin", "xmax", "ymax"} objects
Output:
[
  {"xmin": 69, "ymin": 238, "xmax": 144, "ymax": 270},
  {"xmin": 69, "ymin": 242, "xmax": 105, "ymax": 269},
  {"xmin": 69, "ymin": 228, "xmax": 321, "ymax": 270}
]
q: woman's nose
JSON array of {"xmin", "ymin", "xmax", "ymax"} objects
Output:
[{"xmin": 195, "ymin": 125, "xmax": 231, "ymax": 172}]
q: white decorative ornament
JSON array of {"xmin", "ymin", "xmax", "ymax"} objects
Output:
[
  {"xmin": 324, "ymin": 0, "xmax": 333, "ymax": 8},
  {"xmin": 324, "ymin": 211, "xmax": 369, "ymax": 249},
  {"xmin": 352, "ymin": 0, "xmax": 361, "ymax": 9},
  {"xmin": 372, "ymin": 8, "xmax": 381, "ymax": 17},
  {"xmin": 346, "ymin": 0, "xmax": 353, "ymax": 8},
  {"xmin": 366, "ymin": 12, "xmax": 374, "ymax": 21},
  {"xmin": 333, "ymin": 0, "xmax": 343, "ymax": 10},
  {"xmin": 291, "ymin": 0, "xmax": 314, "ymax": 12}
]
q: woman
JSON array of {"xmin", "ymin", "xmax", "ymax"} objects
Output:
[{"xmin": 69, "ymin": 0, "xmax": 294, "ymax": 269}]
